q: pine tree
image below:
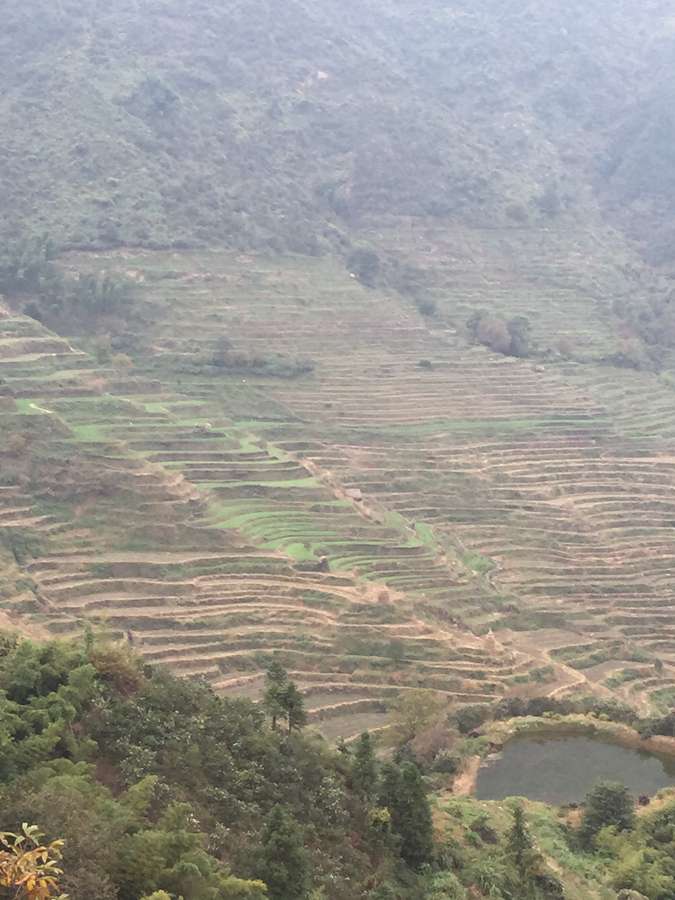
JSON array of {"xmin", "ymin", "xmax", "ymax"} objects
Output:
[
  {"xmin": 352, "ymin": 732, "xmax": 378, "ymax": 799},
  {"xmin": 263, "ymin": 663, "xmax": 307, "ymax": 733},
  {"xmin": 379, "ymin": 762, "xmax": 434, "ymax": 869},
  {"xmin": 263, "ymin": 661, "xmax": 288, "ymax": 730},
  {"xmin": 257, "ymin": 805, "xmax": 310, "ymax": 900},
  {"xmin": 378, "ymin": 763, "xmax": 403, "ymax": 814},
  {"xmin": 397, "ymin": 762, "xmax": 434, "ymax": 869},
  {"xmin": 281, "ymin": 682, "xmax": 307, "ymax": 734},
  {"xmin": 506, "ymin": 804, "xmax": 541, "ymax": 893}
]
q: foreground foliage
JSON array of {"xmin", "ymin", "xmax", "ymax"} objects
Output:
[
  {"xmin": 0, "ymin": 636, "xmax": 436, "ymax": 899},
  {"xmin": 0, "ymin": 824, "xmax": 66, "ymax": 900},
  {"xmin": 4, "ymin": 635, "xmax": 675, "ymax": 898}
]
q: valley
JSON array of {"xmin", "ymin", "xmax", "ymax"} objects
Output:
[{"xmin": 5, "ymin": 4, "xmax": 675, "ymax": 895}]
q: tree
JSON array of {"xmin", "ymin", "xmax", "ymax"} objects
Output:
[
  {"xmin": 257, "ymin": 806, "xmax": 309, "ymax": 900},
  {"xmin": 352, "ymin": 732, "xmax": 378, "ymax": 800},
  {"xmin": 389, "ymin": 690, "xmax": 446, "ymax": 744},
  {"xmin": 263, "ymin": 662, "xmax": 288, "ymax": 731},
  {"xmin": 505, "ymin": 804, "xmax": 541, "ymax": 894},
  {"xmin": 507, "ymin": 316, "xmax": 531, "ymax": 358},
  {"xmin": 506, "ymin": 804, "xmax": 532, "ymax": 875},
  {"xmin": 397, "ymin": 763, "xmax": 434, "ymax": 868},
  {"xmin": 379, "ymin": 763, "xmax": 434, "ymax": 869},
  {"xmin": 476, "ymin": 314, "xmax": 512, "ymax": 355},
  {"xmin": 454, "ymin": 704, "xmax": 491, "ymax": 735},
  {"xmin": 468, "ymin": 311, "xmax": 532, "ymax": 358},
  {"xmin": 611, "ymin": 845, "xmax": 674, "ymax": 899},
  {"xmin": 115, "ymin": 800, "xmax": 269, "ymax": 900},
  {"xmin": 378, "ymin": 764, "xmax": 402, "ymax": 816},
  {"xmin": 212, "ymin": 334, "xmax": 234, "ymax": 368},
  {"xmin": 263, "ymin": 663, "xmax": 307, "ymax": 733},
  {"xmin": 280, "ymin": 682, "xmax": 307, "ymax": 734},
  {"xmin": 0, "ymin": 824, "xmax": 67, "ymax": 900},
  {"xmin": 580, "ymin": 781, "xmax": 636, "ymax": 847}
]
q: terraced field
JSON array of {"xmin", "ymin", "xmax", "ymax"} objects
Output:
[
  {"xmin": 4, "ymin": 225, "xmax": 675, "ymax": 728},
  {"xmin": 0, "ymin": 291, "xmax": 524, "ymax": 740}
]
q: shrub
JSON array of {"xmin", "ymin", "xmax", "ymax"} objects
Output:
[
  {"xmin": 453, "ymin": 704, "xmax": 492, "ymax": 735},
  {"xmin": 467, "ymin": 311, "xmax": 532, "ymax": 358},
  {"xmin": 347, "ymin": 248, "xmax": 380, "ymax": 286},
  {"xmin": 579, "ymin": 782, "xmax": 636, "ymax": 847},
  {"xmin": 433, "ymin": 751, "xmax": 461, "ymax": 775}
]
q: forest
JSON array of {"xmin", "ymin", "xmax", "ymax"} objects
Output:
[{"xmin": 1, "ymin": 0, "xmax": 674, "ymax": 261}]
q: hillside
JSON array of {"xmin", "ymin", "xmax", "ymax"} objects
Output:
[
  {"xmin": 7, "ymin": 2, "xmax": 675, "ymax": 898},
  {"xmin": 0, "ymin": 634, "xmax": 430, "ymax": 899},
  {"xmin": 5, "ymin": 635, "xmax": 675, "ymax": 899},
  {"xmin": 5, "ymin": 232, "xmax": 675, "ymax": 729},
  {"xmin": 3, "ymin": 0, "xmax": 675, "ymax": 739},
  {"xmin": 4, "ymin": 17, "xmax": 675, "ymax": 714},
  {"xmin": 2, "ymin": 0, "xmax": 675, "ymax": 260}
]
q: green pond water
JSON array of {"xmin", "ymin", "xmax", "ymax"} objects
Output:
[{"xmin": 475, "ymin": 734, "xmax": 675, "ymax": 805}]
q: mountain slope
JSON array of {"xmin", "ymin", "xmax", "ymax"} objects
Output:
[
  {"xmin": 1, "ymin": 0, "xmax": 674, "ymax": 259},
  {"xmin": 5, "ymin": 0, "xmax": 675, "ymax": 726}
]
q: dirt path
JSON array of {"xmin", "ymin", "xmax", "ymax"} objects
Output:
[
  {"xmin": 298, "ymin": 454, "xmax": 388, "ymax": 526},
  {"xmin": 452, "ymin": 756, "xmax": 481, "ymax": 796},
  {"xmin": 503, "ymin": 628, "xmax": 600, "ymax": 700},
  {"xmin": 548, "ymin": 664, "xmax": 589, "ymax": 698}
]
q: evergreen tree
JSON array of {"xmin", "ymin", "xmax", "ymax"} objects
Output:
[
  {"xmin": 580, "ymin": 781, "xmax": 636, "ymax": 847},
  {"xmin": 281, "ymin": 682, "xmax": 307, "ymax": 734},
  {"xmin": 398, "ymin": 763, "xmax": 434, "ymax": 869},
  {"xmin": 352, "ymin": 732, "xmax": 378, "ymax": 799},
  {"xmin": 379, "ymin": 762, "xmax": 434, "ymax": 869},
  {"xmin": 505, "ymin": 804, "xmax": 541, "ymax": 894},
  {"xmin": 378, "ymin": 763, "xmax": 403, "ymax": 815},
  {"xmin": 263, "ymin": 661, "xmax": 288, "ymax": 730},
  {"xmin": 257, "ymin": 805, "xmax": 310, "ymax": 900}
]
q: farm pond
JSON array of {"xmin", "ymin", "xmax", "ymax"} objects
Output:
[{"xmin": 475, "ymin": 734, "xmax": 675, "ymax": 805}]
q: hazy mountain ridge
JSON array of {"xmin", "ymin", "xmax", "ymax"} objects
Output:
[{"xmin": 2, "ymin": 0, "xmax": 674, "ymax": 261}]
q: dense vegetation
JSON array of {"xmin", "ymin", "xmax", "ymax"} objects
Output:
[
  {"xmin": 2, "ymin": 0, "xmax": 674, "ymax": 262},
  {"xmin": 4, "ymin": 636, "xmax": 675, "ymax": 898},
  {"xmin": 428, "ymin": 782, "xmax": 675, "ymax": 900},
  {"xmin": 0, "ymin": 634, "xmax": 438, "ymax": 899},
  {"xmin": 0, "ymin": 236, "xmax": 136, "ymax": 333}
]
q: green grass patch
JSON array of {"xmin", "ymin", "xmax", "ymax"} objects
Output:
[
  {"xmin": 462, "ymin": 550, "xmax": 496, "ymax": 575},
  {"xmin": 69, "ymin": 423, "xmax": 108, "ymax": 442},
  {"xmin": 14, "ymin": 398, "xmax": 50, "ymax": 416},
  {"xmin": 604, "ymin": 667, "xmax": 646, "ymax": 689}
]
